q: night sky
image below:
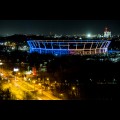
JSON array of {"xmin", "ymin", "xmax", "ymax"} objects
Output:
[{"xmin": 0, "ymin": 20, "xmax": 120, "ymax": 36}]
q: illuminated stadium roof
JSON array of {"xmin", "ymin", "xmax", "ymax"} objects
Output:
[{"xmin": 27, "ymin": 40, "xmax": 111, "ymax": 56}]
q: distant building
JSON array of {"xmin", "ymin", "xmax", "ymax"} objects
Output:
[
  {"xmin": 32, "ymin": 67, "xmax": 37, "ymax": 76},
  {"xmin": 104, "ymin": 27, "xmax": 111, "ymax": 38}
]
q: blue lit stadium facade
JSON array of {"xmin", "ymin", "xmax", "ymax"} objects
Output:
[{"xmin": 27, "ymin": 40, "xmax": 111, "ymax": 56}]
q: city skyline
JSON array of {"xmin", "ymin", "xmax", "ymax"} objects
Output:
[{"xmin": 0, "ymin": 20, "xmax": 120, "ymax": 36}]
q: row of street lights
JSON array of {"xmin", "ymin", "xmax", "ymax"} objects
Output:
[{"xmin": 32, "ymin": 77, "xmax": 50, "ymax": 94}]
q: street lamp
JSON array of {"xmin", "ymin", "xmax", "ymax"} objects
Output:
[
  {"xmin": 72, "ymin": 86, "xmax": 76, "ymax": 96},
  {"xmin": 90, "ymin": 78, "xmax": 92, "ymax": 82},
  {"xmin": 0, "ymin": 62, "xmax": 3, "ymax": 65},
  {"xmin": 46, "ymin": 77, "xmax": 50, "ymax": 85},
  {"xmin": 33, "ymin": 80, "xmax": 36, "ymax": 84},
  {"xmin": 59, "ymin": 93, "xmax": 64, "ymax": 99},
  {"xmin": 72, "ymin": 86, "xmax": 75, "ymax": 90},
  {"xmin": 38, "ymin": 83, "xmax": 42, "ymax": 89},
  {"xmin": 0, "ymin": 60, "xmax": 3, "ymax": 73},
  {"xmin": 38, "ymin": 83, "xmax": 41, "ymax": 86},
  {"xmin": 38, "ymin": 83, "xmax": 43, "ymax": 95}
]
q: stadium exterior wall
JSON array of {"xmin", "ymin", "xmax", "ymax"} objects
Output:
[{"xmin": 27, "ymin": 40, "xmax": 111, "ymax": 56}]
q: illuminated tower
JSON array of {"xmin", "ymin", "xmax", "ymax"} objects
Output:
[{"xmin": 104, "ymin": 27, "xmax": 111, "ymax": 38}]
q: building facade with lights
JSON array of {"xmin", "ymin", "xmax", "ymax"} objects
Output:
[
  {"xmin": 27, "ymin": 40, "xmax": 111, "ymax": 56},
  {"xmin": 104, "ymin": 28, "xmax": 111, "ymax": 38}
]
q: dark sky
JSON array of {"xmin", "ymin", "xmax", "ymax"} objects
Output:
[{"xmin": 0, "ymin": 20, "xmax": 120, "ymax": 36}]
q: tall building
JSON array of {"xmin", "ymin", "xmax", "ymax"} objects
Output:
[{"xmin": 104, "ymin": 27, "xmax": 111, "ymax": 38}]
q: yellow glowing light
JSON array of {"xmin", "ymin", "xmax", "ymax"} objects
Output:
[
  {"xmin": 33, "ymin": 80, "xmax": 36, "ymax": 84},
  {"xmin": 72, "ymin": 86, "xmax": 75, "ymax": 90},
  {"xmin": 0, "ymin": 62, "xmax": 3, "ymax": 65},
  {"xmin": 48, "ymin": 87, "xmax": 50, "ymax": 90},
  {"xmin": 38, "ymin": 83, "xmax": 41, "ymax": 86}
]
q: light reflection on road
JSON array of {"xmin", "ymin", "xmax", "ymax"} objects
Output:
[{"xmin": 1, "ymin": 71, "xmax": 61, "ymax": 100}]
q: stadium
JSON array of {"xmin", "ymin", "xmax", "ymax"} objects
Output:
[{"xmin": 27, "ymin": 40, "xmax": 111, "ymax": 56}]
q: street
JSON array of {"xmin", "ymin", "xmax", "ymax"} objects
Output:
[{"xmin": 0, "ymin": 69, "xmax": 61, "ymax": 100}]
